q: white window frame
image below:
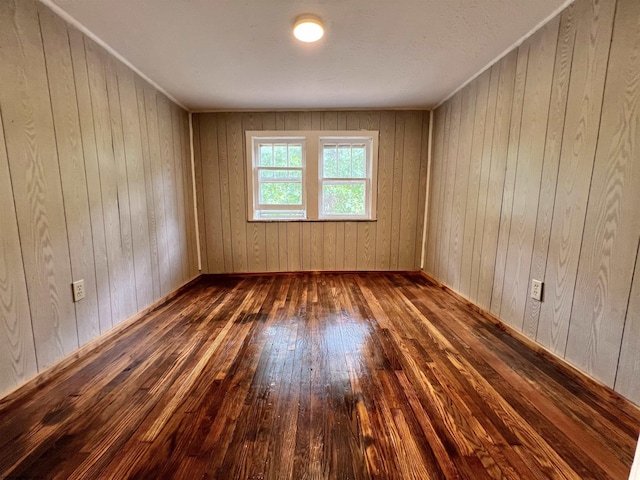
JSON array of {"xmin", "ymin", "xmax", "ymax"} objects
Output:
[
  {"xmin": 251, "ymin": 137, "xmax": 306, "ymax": 219},
  {"xmin": 246, "ymin": 130, "xmax": 378, "ymax": 221},
  {"xmin": 318, "ymin": 137, "xmax": 375, "ymax": 220}
]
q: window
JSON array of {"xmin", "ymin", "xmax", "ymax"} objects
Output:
[
  {"xmin": 253, "ymin": 138, "xmax": 306, "ymax": 219},
  {"xmin": 246, "ymin": 131, "xmax": 378, "ymax": 221}
]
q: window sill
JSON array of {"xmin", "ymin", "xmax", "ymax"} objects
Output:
[{"xmin": 247, "ymin": 218, "xmax": 378, "ymax": 223}]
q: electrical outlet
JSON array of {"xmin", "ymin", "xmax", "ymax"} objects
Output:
[
  {"xmin": 531, "ymin": 279, "xmax": 543, "ymax": 301},
  {"xmin": 72, "ymin": 280, "xmax": 85, "ymax": 302}
]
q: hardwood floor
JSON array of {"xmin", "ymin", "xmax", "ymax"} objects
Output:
[{"xmin": 0, "ymin": 272, "xmax": 638, "ymax": 479}]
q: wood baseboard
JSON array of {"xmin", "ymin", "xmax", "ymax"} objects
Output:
[
  {"xmin": 0, "ymin": 275, "xmax": 202, "ymax": 409},
  {"xmin": 419, "ymin": 270, "xmax": 640, "ymax": 412},
  {"xmin": 200, "ymin": 270, "xmax": 421, "ymax": 277}
]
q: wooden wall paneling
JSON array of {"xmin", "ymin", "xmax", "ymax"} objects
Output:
[
  {"xmin": 285, "ymin": 113, "xmax": 302, "ymax": 271},
  {"xmin": 277, "ymin": 224, "xmax": 289, "ymax": 271},
  {"xmin": 375, "ymin": 112, "xmax": 396, "ymax": 270},
  {"xmin": 38, "ymin": 6, "xmax": 101, "ymax": 346},
  {"xmin": 0, "ymin": 0, "xmax": 78, "ymax": 369},
  {"xmin": 169, "ymin": 104, "xmax": 188, "ymax": 281},
  {"xmin": 0, "ymin": 101, "xmax": 38, "ymax": 392},
  {"xmin": 158, "ymin": 95, "xmax": 182, "ymax": 283},
  {"xmin": 242, "ymin": 113, "xmax": 267, "ymax": 273},
  {"xmin": 522, "ymin": 4, "xmax": 578, "ymax": 339},
  {"xmin": 85, "ymin": 38, "xmax": 125, "ymax": 323},
  {"xmin": 134, "ymin": 76, "xmax": 160, "ymax": 300},
  {"xmin": 301, "ymin": 223, "xmax": 311, "ymax": 269},
  {"xmin": 398, "ymin": 111, "xmax": 424, "ymax": 271},
  {"xmin": 343, "ymin": 221, "xmax": 358, "ymax": 271},
  {"xmin": 199, "ymin": 114, "xmax": 231, "ymax": 273},
  {"xmin": 226, "ymin": 113, "xmax": 248, "ymax": 272},
  {"xmin": 469, "ymin": 67, "xmax": 500, "ymax": 309},
  {"xmin": 415, "ymin": 113, "xmax": 430, "ymax": 271},
  {"xmin": 214, "ymin": 114, "xmax": 234, "ymax": 273},
  {"xmin": 389, "ymin": 113, "xmax": 406, "ymax": 270},
  {"xmin": 321, "ymin": 222, "xmax": 336, "ymax": 270},
  {"xmin": 180, "ymin": 110, "xmax": 198, "ymax": 279},
  {"xmin": 323, "ymin": 222, "xmax": 337, "ymax": 271},
  {"xmin": 424, "ymin": 107, "xmax": 446, "ymax": 276},
  {"xmin": 566, "ymin": 0, "xmax": 640, "ymax": 386},
  {"xmin": 68, "ymin": 29, "xmax": 113, "ymax": 333},
  {"xmin": 195, "ymin": 110, "xmax": 427, "ymax": 273},
  {"xmin": 448, "ymin": 87, "xmax": 477, "ymax": 290},
  {"xmin": 143, "ymin": 86, "xmax": 172, "ymax": 285},
  {"xmin": 309, "ymin": 222, "xmax": 323, "ymax": 270},
  {"xmin": 171, "ymin": 103, "xmax": 189, "ymax": 284},
  {"xmin": 192, "ymin": 115, "xmax": 208, "ymax": 273},
  {"xmin": 260, "ymin": 113, "xmax": 280, "ymax": 272},
  {"xmin": 433, "ymin": 103, "xmax": 451, "ymax": 280},
  {"xmin": 489, "ymin": 43, "xmax": 530, "ymax": 315},
  {"xmin": 461, "ymin": 70, "xmax": 491, "ymax": 300},
  {"xmin": 500, "ymin": 17, "xmax": 559, "ymax": 330},
  {"xmin": 616, "ymin": 238, "xmax": 640, "ymax": 404},
  {"xmin": 192, "ymin": 115, "xmax": 209, "ymax": 273},
  {"xmin": 537, "ymin": 0, "xmax": 616, "ymax": 352},
  {"xmin": 105, "ymin": 55, "xmax": 138, "ymax": 318},
  {"xmin": 334, "ymin": 223, "xmax": 345, "ymax": 270},
  {"xmin": 358, "ymin": 111, "xmax": 380, "ymax": 271},
  {"xmin": 477, "ymin": 54, "xmax": 519, "ymax": 310},
  {"xmin": 440, "ymin": 93, "xmax": 462, "ymax": 285},
  {"xmin": 116, "ymin": 61, "xmax": 154, "ymax": 310}
]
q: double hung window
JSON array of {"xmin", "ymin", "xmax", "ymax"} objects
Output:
[{"xmin": 246, "ymin": 131, "xmax": 378, "ymax": 221}]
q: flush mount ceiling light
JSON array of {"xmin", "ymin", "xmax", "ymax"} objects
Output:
[{"xmin": 293, "ymin": 15, "xmax": 324, "ymax": 43}]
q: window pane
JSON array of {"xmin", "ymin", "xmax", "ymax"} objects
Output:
[
  {"xmin": 259, "ymin": 170, "xmax": 275, "ymax": 180},
  {"xmin": 352, "ymin": 146, "xmax": 366, "ymax": 178},
  {"xmin": 289, "ymin": 145, "xmax": 302, "ymax": 167},
  {"xmin": 274, "ymin": 145, "xmax": 288, "ymax": 167},
  {"xmin": 323, "ymin": 145, "xmax": 338, "ymax": 178},
  {"xmin": 337, "ymin": 146, "xmax": 352, "ymax": 177},
  {"xmin": 260, "ymin": 182, "xmax": 302, "ymax": 205},
  {"xmin": 259, "ymin": 145, "xmax": 273, "ymax": 166},
  {"xmin": 322, "ymin": 183, "xmax": 365, "ymax": 216}
]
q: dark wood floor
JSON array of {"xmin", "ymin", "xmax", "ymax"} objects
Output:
[{"xmin": 0, "ymin": 273, "xmax": 638, "ymax": 479}]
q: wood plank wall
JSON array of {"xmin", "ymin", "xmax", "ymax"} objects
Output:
[
  {"xmin": 194, "ymin": 111, "xmax": 429, "ymax": 273},
  {"xmin": 0, "ymin": 0, "xmax": 198, "ymax": 397},
  {"xmin": 423, "ymin": 0, "xmax": 640, "ymax": 405}
]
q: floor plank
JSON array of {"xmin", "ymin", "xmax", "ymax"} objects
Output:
[{"xmin": 0, "ymin": 272, "xmax": 638, "ymax": 479}]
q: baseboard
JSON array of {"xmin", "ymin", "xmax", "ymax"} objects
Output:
[
  {"xmin": 0, "ymin": 274, "xmax": 202, "ymax": 409},
  {"xmin": 419, "ymin": 270, "xmax": 640, "ymax": 412},
  {"xmin": 199, "ymin": 270, "xmax": 421, "ymax": 276}
]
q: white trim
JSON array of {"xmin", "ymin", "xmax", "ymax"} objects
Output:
[
  {"xmin": 434, "ymin": 0, "xmax": 576, "ymax": 109},
  {"xmin": 189, "ymin": 113, "xmax": 202, "ymax": 271},
  {"xmin": 38, "ymin": 0, "xmax": 188, "ymax": 111},
  {"xmin": 420, "ymin": 110, "xmax": 434, "ymax": 270}
]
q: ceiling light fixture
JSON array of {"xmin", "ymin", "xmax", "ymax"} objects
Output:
[{"xmin": 293, "ymin": 15, "xmax": 324, "ymax": 43}]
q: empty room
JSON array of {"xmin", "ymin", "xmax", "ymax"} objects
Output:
[{"xmin": 1, "ymin": 0, "xmax": 640, "ymax": 478}]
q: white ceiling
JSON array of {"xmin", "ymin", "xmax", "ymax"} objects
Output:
[{"xmin": 50, "ymin": 0, "xmax": 570, "ymax": 111}]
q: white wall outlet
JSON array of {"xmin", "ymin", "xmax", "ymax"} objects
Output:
[
  {"xmin": 531, "ymin": 279, "xmax": 543, "ymax": 301},
  {"xmin": 72, "ymin": 280, "xmax": 85, "ymax": 302}
]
